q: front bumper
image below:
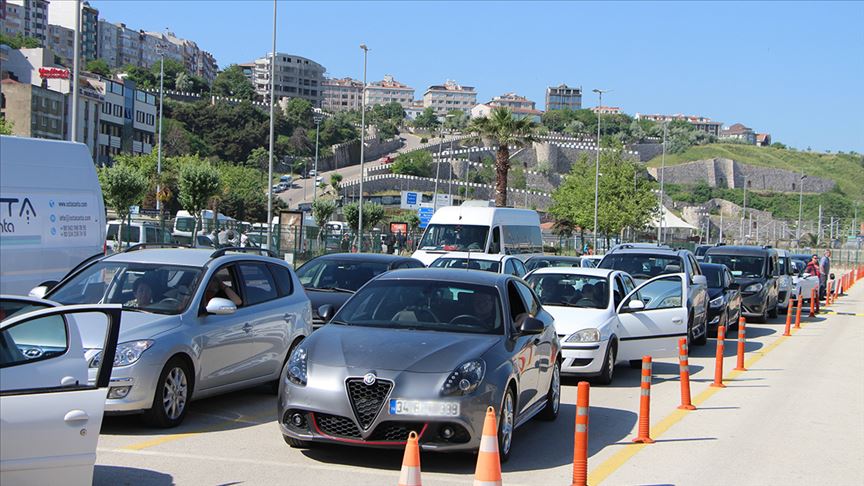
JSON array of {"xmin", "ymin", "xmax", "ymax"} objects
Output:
[
  {"xmin": 278, "ymin": 367, "xmax": 495, "ymax": 451},
  {"xmin": 559, "ymin": 339, "xmax": 609, "ymax": 376},
  {"xmin": 740, "ymin": 293, "xmax": 768, "ymax": 317},
  {"xmin": 707, "ymin": 305, "xmax": 725, "ymax": 327},
  {"xmin": 88, "ymin": 355, "xmax": 162, "ymax": 414}
]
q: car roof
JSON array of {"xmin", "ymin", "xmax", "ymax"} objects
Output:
[
  {"xmin": 304, "ymin": 252, "xmax": 419, "ymax": 264},
  {"xmin": 102, "ymin": 248, "xmax": 285, "ymax": 268},
  {"xmin": 432, "ymin": 252, "xmax": 506, "ymax": 262},
  {"xmin": 529, "ymin": 267, "xmax": 615, "ymax": 277},
  {"xmin": 605, "ymin": 247, "xmax": 687, "ymax": 257},
  {"xmin": 698, "ymin": 262, "xmax": 727, "ymax": 271},
  {"xmin": 375, "ymin": 267, "xmax": 510, "ymax": 286},
  {"xmin": 704, "ymin": 245, "xmax": 773, "ymax": 256},
  {"xmin": 527, "ymin": 255, "xmax": 584, "ymax": 261}
]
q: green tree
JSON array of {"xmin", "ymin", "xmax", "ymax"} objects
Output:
[
  {"xmin": 217, "ymin": 164, "xmax": 267, "ymax": 222},
  {"xmin": 509, "ymin": 165, "xmax": 527, "ymax": 190},
  {"xmin": 98, "ymin": 165, "xmax": 149, "ymax": 248},
  {"xmin": 177, "ymin": 161, "xmax": 221, "ymax": 239},
  {"xmin": 377, "ymin": 120, "xmax": 399, "ymax": 139},
  {"xmin": 343, "ymin": 202, "xmax": 385, "ymax": 234},
  {"xmin": 414, "ymin": 107, "xmax": 440, "ymax": 130},
  {"xmin": 151, "ymin": 58, "xmax": 186, "ymax": 90},
  {"xmin": 0, "ymin": 33, "xmax": 40, "ymax": 49},
  {"xmin": 0, "ymin": 117, "xmax": 14, "ymax": 135},
  {"xmin": 467, "ymin": 107, "xmax": 536, "ymax": 207},
  {"xmin": 85, "ymin": 58, "xmax": 111, "ymax": 77},
  {"xmin": 330, "ymin": 173, "xmax": 343, "ymax": 196},
  {"xmin": 443, "ymin": 110, "xmax": 467, "ymax": 131},
  {"xmin": 212, "ymin": 65, "xmax": 255, "ymax": 101},
  {"xmin": 118, "ymin": 64, "xmax": 156, "ymax": 89},
  {"xmin": 282, "ymin": 98, "xmax": 313, "ymax": 129},
  {"xmin": 391, "ymin": 150, "xmax": 433, "ymax": 177},
  {"xmin": 311, "ymin": 198, "xmax": 337, "ymax": 243}
]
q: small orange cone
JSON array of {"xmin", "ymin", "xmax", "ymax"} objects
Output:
[
  {"xmin": 398, "ymin": 431, "xmax": 422, "ymax": 486},
  {"xmin": 474, "ymin": 406, "xmax": 502, "ymax": 486}
]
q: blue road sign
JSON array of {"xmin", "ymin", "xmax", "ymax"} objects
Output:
[{"xmin": 418, "ymin": 207, "xmax": 434, "ymax": 228}]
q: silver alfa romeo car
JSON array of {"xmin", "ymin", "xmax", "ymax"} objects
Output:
[{"xmin": 277, "ymin": 268, "xmax": 560, "ymax": 461}]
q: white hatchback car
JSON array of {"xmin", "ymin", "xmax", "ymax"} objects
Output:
[
  {"xmin": 428, "ymin": 252, "xmax": 528, "ymax": 277},
  {"xmin": 524, "ymin": 267, "xmax": 691, "ymax": 384},
  {"xmin": 1, "ymin": 296, "xmax": 121, "ymax": 485}
]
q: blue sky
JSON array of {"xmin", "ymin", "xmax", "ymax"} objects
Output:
[{"xmin": 92, "ymin": 1, "xmax": 863, "ymax": 153}]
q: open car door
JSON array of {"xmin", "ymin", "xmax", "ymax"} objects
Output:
[
  {"xmin": 1, "ymin": 304, "xmax": 121, "ymax": 485},
  {"xmin": 615, "ymin": 273, "xmax": 689, "ymax": 361}
]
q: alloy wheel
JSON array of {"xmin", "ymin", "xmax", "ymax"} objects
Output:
[
  {"xmin": 163, "ymin": 367, "xmax": 188, "ymax": 420},
  {"xmin": 551, "ymin": 364, "xmax": 561, "ymax": 414},
  {"xmin": 500, "ymin": 392, "xmax": 515, "ymax": 456}
]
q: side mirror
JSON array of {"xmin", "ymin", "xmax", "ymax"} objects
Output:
[
  {"xmin": 692, "ymin": 275, "xmax": 708, "ymax": 287},
  {"xmin": 318, "ymin": 304, "xmax": 335, "ymax": 322},
  {"xmin": 206, "ymin": 297, "xmax": 237, "ymax": 315},
  {"xmin": 518, "ymin": 316, "xmax": 545, "ymax": 335},
  {"xmin": 29, "ymin": 281, "xmax": 59, "ymax": 299},
  {"xmin": 626, "ymin": 299, "xmax": 646, "ymax": 311}
]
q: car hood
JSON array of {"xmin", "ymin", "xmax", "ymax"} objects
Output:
[
  {"xmin": 542, "ymin": 306, "xmax": 613, "ymax": 336},
  {"xmin": 708, "ymin": 288, "xmax": 724, "ymax": 299},
  {"xmin": 305, "ymin": 289, "xmax": 353, "ymax": 318},
  {"xmin": 77, "ymin": 310, "xmax": 181, "ymax": 348},
  {"xmin": 306, "ymin": 325, "xmax": 501, "ymax": 373}
]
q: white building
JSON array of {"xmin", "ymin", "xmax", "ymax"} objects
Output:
[
  {"xmin": 8, "ymin": 0, "xmax": 49, "ymax": 43},
  {"xmin": 252, "ymin": 52, "xmax": 325, "ymax": 107},
  {"xmin": 365, "ymin": 74, "xmax": 414, "ymax": 108},
  {"xmin": 423, "ymin": 80, "xmax": 476, "ymax": 117},
  {"xmin": 47, "ymin": 0, "xmax": 99, "ymax": 62},
  {"xmin": 322, "ymin": 77, "xmax": 363, "ymax": 112}
]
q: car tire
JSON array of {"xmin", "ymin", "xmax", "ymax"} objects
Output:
[
  {"xmin": 596, "ymin": 341, "xmax": 617, "ymax": 385},
  {"xmin": 143, "ymin": 357, "xmax": 193, "ymax": 428},
  {"xmin": 692, "ymin": 313, "xmax": 707, "ymax": 346},
  {"xmin": 539, "ymin": 360, "xmax": 560, "ymax": 421},
  {"xmin": 754, "ymin": 303, "xmax": 768, "ymax": 323},
  {"xmin": 283, "ymin": 434, "xmax": 309, "ymax": 448},
  {"xmin": 768, "ymin": 300, "xmax": 778, "ymax": 319},
  {"xmin": 497, "ymin": 388, "xmax": 516, "ymax": 463}
]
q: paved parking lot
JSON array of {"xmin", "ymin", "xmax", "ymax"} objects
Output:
[{"xmin": 95, "ymin": 283, "xmax": 864, "ymax": 485}]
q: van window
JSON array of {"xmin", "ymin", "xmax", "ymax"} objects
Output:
[
  {"xmin": 501, "ymin": 225, "xmax": 543, "ymax": 255},
  {"xmin": 418, "ymin": 224, "xmax": 489, "ymax": 252},
  {"xmin": 490, "ymin": 227, "xmax": 501, "ymax": 254},
  {"xmin": 705, "ymin": 254, "xmax": 766, "ymax": 279},
  {"xmin": 106, "ymin": 223, "xmax": 140, "ymax": 243}
]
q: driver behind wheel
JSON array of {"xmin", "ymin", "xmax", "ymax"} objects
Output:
[{"xmin": 127, "ymin": 276, "xmax": 156, "ymax": 308}]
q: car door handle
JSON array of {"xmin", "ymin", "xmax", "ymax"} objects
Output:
[
  {"xmin": 283, "ymin": 313, "xmax": 294, "ymax": 323},
  {"xmin": 672, "ymin": 318, "xmax": 684, "ymax": 324},
  {"xmin": 242, "ymin": 323, "xmax": 253, "ymax": 333},
  {"xmin": 64, "ymin": 410, "xmax": 89, "ymax": 424}
]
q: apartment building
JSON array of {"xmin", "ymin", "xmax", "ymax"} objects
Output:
[
  {"xmin": 2, "ymin": 0, "xmax": 25, "ymax": 37},
  {"xmin": 47, "ymin": 0, "xmax": 98, "ymax": 62},
  {"xmin": 720, "ymin": 123, "xmax": 757, "ymax": 144},
  {"xmin": 45, "ymin": 22, "xmax": 73, "ymax": 65},
  {"xmin": 635, "ymin": 113, "xmax": 724, "ymax": 137},
  {"xmin": 8, "ymin": 0, "xmax": 48, "ymax": 43},
  {"xmin": 97, "ymin": 21, "xmax": 141, "ymax": 68},
  {"xmin": 473, "ymin": 92, "xmax": 542, "ymax": 122},
  {"xmin": 141, "ymin": 31, "xmax": 217, "ymax": 84},
  {"xmin": 365, "ymin": 74, "xmax": 414, "ymax": 108},
  {"xmin": 488, "ymin": 92, "xmax": 536, "ymax": 110},
  {"xmin": 322, "ymin": 76, "xmax": 363, "ymax": 112},
  {"xmin": 96, "ymin": 77, "xmax": 156, "ymax": 163},
  {"xmin": 546, "ymin": 84, "xmax": 582, "ymax": 111},
  {"xmin": 423, "ymin": 80, "xmax": 476, "ymax": 117},
  {"xmin": 252, "ymin": 52, "xmax": 325, "ymax": 107},
  {"xmin": 0, "ymin": 78, "xmax": 65, "ymax": 139}
]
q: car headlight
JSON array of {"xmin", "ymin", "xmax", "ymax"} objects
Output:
[
  {"xmin": 89, "ymin": 340, "xmax": 153, "ymax": 368},
  {"xmin": 286, "ymin": 346, "xmax": 308, "ymax": 386},
  {"xmin": 441, "ymin": 360, "xmax": 485, "ymax": 396},
  {"xmin": 743, "ymin": 283, "xmax": 764, "ymax": 293},
  {"xmin": 566, "ymin": 328, "xmax": 600, "ymax": 343},
  {"xmin": 710, "ymin": 296, "xmax": 724, "ymax": 307}
]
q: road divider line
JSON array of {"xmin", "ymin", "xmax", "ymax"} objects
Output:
[{"xmin": 588, "ymin": 332, "xmax": 792, "ymax": 485}]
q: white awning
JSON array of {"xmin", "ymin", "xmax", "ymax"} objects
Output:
[{"xmin": 649, "ymin": 206, "xmax": 698, "ymax": 230}]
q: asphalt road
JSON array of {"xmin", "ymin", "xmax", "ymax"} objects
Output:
[{"xmin": 94, "ymin": 279, "xmax": 864, "ymax": 485}]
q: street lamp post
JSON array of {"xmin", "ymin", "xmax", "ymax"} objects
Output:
[
  {"xmin": 312, "ymin": 113, "xmax": 324, "ymax": 203},
  {"xmin": 741, "ymin": 179, "xmax": 748, "ymax": 243},
  {"xmin": 592, "ymin": 89, "xmax": 610, "ymax": 253},
  {"xmin": 357, "ymin": 44, "xmax": 369, "ymax": 251},
  {"xmin": 657, "ymin": 121, "xmax": 668, "ymax": 244},
  {"xmin": 70, "ymin": 0, "xmax": 80, "ymax": 142},
  {"xmin": 266, "ymin": 0, "xmax": 277, "ymax": 248},
  {"xmin": 796, "ymin": 170, "xmax": 806, "ymax": 244},
  {"xmin": 156, "ymin": 42, "xmax": 166, "ymax": 214}
]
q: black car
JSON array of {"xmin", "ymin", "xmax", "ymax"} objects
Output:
[
  {"xmin": 704, "ymin": 245, "xmax": 779, "ymax": 323},
  {"xmin": 295, "ymin": 253, "xmax": 425, "ymax": 328},
  {"xmin": 699, "ymin": 262, "xmax": 742, "ymax": 333},
  {"xmin": 524, "ymin": 255, "xmax": 594, "ymax": 272}
]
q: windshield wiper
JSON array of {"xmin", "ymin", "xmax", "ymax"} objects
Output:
[
  {"xmin": 328, "ymin": 319, "xmax": 349, "ymax": 326},
  {"xmin": 307, "ymin": 286, "xmax": 355, "ymax": 293}
]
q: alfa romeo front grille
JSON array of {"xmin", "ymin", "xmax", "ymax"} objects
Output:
[{"xmin": 346, "ymin": 378, "xmax": 392, "ymax": 430}]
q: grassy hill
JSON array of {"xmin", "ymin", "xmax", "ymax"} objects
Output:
[{"xmin": 646, "ymin": 144, "xmax": 864, "ymax": 201}]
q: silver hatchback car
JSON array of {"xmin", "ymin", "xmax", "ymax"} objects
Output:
[{"xmin": 33, "ymin": 246, "xmax": 312, "ymax": 427}]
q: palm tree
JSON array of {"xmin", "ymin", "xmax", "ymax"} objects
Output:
[{"xmin": 467, "ymin": 107, "xmax": 535, "ymax": 207}]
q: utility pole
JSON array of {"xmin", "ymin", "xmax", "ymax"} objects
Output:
[
  {"xmin": 657, "ymin": 121, "xmax": 668, "ymax": 244},
  {"xmin": 797, "ymin": 170, "xmax": 806, "ymax": 244},
  {"xmin": 156, "ymin": 42, "xmax": 165, "ymax": 213},
  {"xmin": 719, "ymin": 210, "xmax": 724, "ymax": 244},
  {"xmin": 266, "ymin": 0, "xmax": 277, "ymax": 249},
  {"xmin": 818, "ymin": 204, "xmax": 823, "ymax": 245},
  {"xmin": 740, "ymin": 179, "xmax": 748, "ymax": 243},
  {"xmin": 312, "ymin": 113, "xmax": 323, "ymax": 203},
  {"xmin": 357, "ymin": 44, "xmax": 369, "ymax": 251},
  {"xmin": 592, "ymin": 89, "xmax": 610, "ymax": 252}
]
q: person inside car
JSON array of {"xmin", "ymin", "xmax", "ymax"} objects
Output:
[
  {"xmin": 127, "ymin": 277, "xmax": 156, "ymax": 308},
  {"xmin": 203, "ymin": 276, "xmax": 242, "ymax": 306}
]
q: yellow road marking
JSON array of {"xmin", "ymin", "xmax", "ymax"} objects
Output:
[
  {"xmin": 588, "ymin": 331, "xmax": 793, "ymax": 485},
  {"xmin": 120, "ymin": 410, "xmax": 275, "ymax": 451}
]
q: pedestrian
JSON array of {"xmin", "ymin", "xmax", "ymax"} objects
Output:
[
  {"xmin": 819, "ymin": 249, "xmax": 831, "ymax": 299},
  {"xmin": 218, "ymin": 228, "xmax": 229, "ymax": 248},
  {"xmin": 395, "ymin": 230, "xmax": 405, "ymax": 255},
  {"xmin": 340, "ymin": 233, "xmax": 351, "ymax": 253},
  {"xmin": 240, "ymin": 232, "xmax": 249, "ymax": 248},
  {"xmin": 385, "ymin": 233, "xmax": 396, "ymax": 255}
]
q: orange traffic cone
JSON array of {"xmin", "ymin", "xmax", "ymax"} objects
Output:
[
  {"xmin": 474, "ymin": 406, "xmax": 502, "ymax": 486},
  {"xmin": 398, "ymin": 431, "xmax": 422, "ymax": 486}
]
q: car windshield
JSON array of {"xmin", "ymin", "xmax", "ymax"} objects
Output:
[
  {"xmin": 296, "ymin": 259, "xmax": 390, "ymax": 291},
  {"xmin": 49, "ymin": 261, "xmax": 203, "ymax": 315},
  {"xmin": 333, "ymin": 280, "xmax": 503, "ymax": 335},
  {"xmin": 700, "ymin": 265, "xmax": 724, "ymax": 288},
  {"xmin": 705, "ymin": 255, "xmax": 765, "ymax": 279},
  {"xmin": 418, "ymin": 224, "xmax": 489, "ymax": 252},
  {"xmin": 599, "ymin": 253, "xmax": 684, "ymax": 281},
  {"xmin": 525, "ymin": 258, "xmax": 583, "ymax": 271},
  {"xmin": 525, "ymin": 273, "xmax": 609, "ymax": 309},
  {"xmin": 429, "ymin": 258, "xmax": 501, "ymax": 273}
]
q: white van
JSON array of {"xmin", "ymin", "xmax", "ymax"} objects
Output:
[
  {"xmin": 412, "ymin": 205, "xmax": 543, "ymax": 265},
  {"xmin": 0, "ymin": 136, "xmax": 106, "ymax": 295}
]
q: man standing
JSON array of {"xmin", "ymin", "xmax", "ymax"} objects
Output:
[{"xmin": 819, "ymin": 249, "xmax": 831, "ymax": 299}]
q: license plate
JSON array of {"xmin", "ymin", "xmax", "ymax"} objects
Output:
[{"xmin": 389, "ymin": 399, "xmax": 460, "ymax": 417}]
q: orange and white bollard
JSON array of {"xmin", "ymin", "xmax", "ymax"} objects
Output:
[
  {"xmin": 809, "ymin": 287, "xmax": 817, "ymax": 318},
  {"xmin": 398, "ymin": 431, "xmax": 423, "ymax": 486},
  {"xmin": 677, "ymin": 338, "xmax": 695, "ymax": 410},
  {"xmin": 571, "ymin": 381, "xmax": 590, "ymax": 486},
  {"xmin": 473, "ymin": 407, "xmax": 502, "ymax": 486},
  {"xmin": 826, "ymin": 281, "xmax": 833, "ymax": 306},
  {"xmin": 734, "ymin": 318, "xmax": 747, "ymax": 371},
  {"xmin": 794, "ymin": 295, "xmax": 803, "ymax": 329},
  {"xmin": 710, "ymin": 325, "xmax": 726, "ymax": 388},
  {"xmin": 783, "ymin": 298, "xmax": 794, "ymax": 336},
  {"xmin": 632, "ymin": 356, "xmax": 654, "ymax": 443}
]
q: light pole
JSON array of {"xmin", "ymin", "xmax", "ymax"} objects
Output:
[
  {"xmin": 657, "ymin": 121, "xmax": 668, "ymax": 243},
  {"xmin": 357, "ymin": 43, "xmax": 369, "ymax": 251},
  {"xmin": 592, "ymin": 88, "xmax": 610, "ymax": 253},
  {"xmin": 156, "ymin": 41, "xmax": 166, "ymax": 213},
  {"xmin": 70, "ymin": 0, "xmax": 80, "ymax": 142},
  {"xmin": 266, "ymin": 0, "xmax": 277, "ymax": 248},
  {"xmin": 312, "ymin": 112, "xmax": 324, "ymax": 203},
  {"xmin": 740, "ymin": 178, "xmax": 748, "ymax": 243},
  {"xmin": 796, "ymin": 170, "xmax": 806, "ymax": 244}
]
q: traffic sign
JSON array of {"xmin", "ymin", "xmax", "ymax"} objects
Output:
[
  {"xmin": 401, "ymin": 191, "xmax": 422, "ymax": 210},
  {"xmin": 418, "ymin": 206, "xmax": 434, "ymax": 228}
]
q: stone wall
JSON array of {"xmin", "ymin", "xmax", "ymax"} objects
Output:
[
  {"xmin": 628, "ymin": 143, "xmax": 664, "ymax": 162},
  {"xmin": 315, "ymin": 137, "xmax": 402, "ymax": 172},
  {"xmin": 648, "ymin": 158, "xmax": 835, "ymax": 193}
]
